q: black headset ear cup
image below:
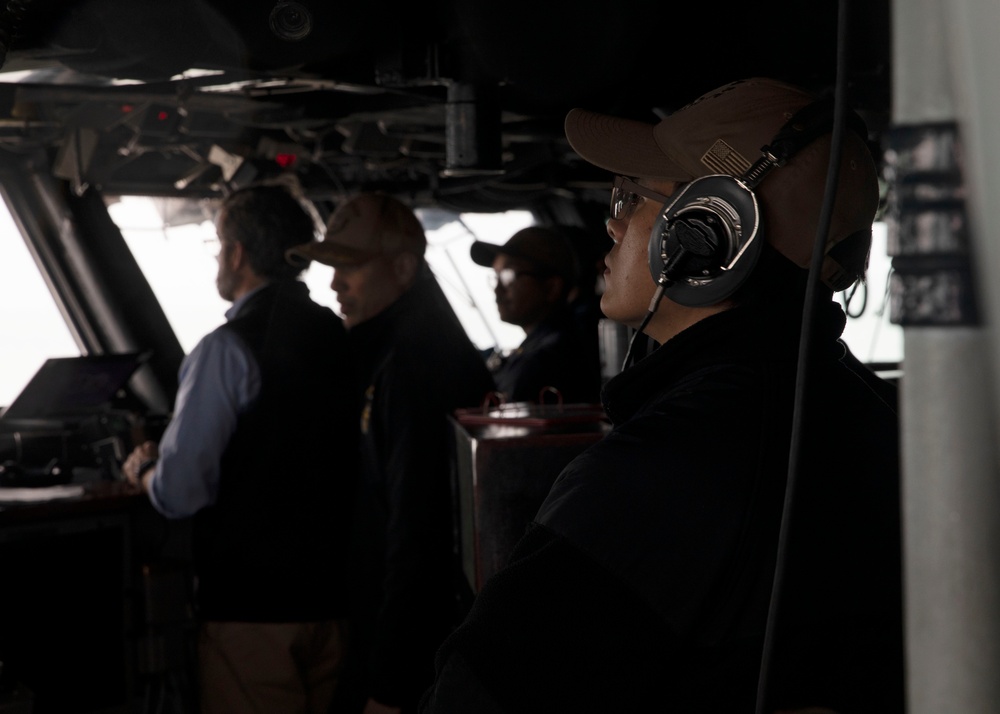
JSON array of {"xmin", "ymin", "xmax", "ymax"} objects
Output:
[{"xmin": 648, "ymin": 175, "xmax": 765, "ymax": 307}]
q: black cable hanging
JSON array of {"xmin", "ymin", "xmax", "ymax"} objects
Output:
[{"xmin": 754, "ymin": 1, "xmax": 854, "ymax": 711}]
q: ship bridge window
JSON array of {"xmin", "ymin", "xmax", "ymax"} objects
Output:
[
  {"xmin": 839, "ymin": 221, "xmax": 902, "ymax": 369},
  {"xmin": 0, "ymin": 200, "xmax": 79, "ymax": 408},
  {"xmin": 108, "ymin": 196, "xmax": 535, "ymax": 357}
]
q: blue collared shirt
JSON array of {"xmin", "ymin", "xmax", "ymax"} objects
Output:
[{"xmin": 147, "ymin": 289, "xmax": 262, "ymax": 518}]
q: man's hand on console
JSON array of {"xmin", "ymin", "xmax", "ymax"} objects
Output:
[{"xmin": 122, "ymin": 440, "xmax": 160, "ymax": 494}]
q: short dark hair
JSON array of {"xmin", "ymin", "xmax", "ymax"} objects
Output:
[{"xmin": 219, "ymin": 184, "xmax": 318, "ymax": 280}]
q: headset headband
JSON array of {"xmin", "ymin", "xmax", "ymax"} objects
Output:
[{"xmin": 742, "ymin": 95, "xmax": 869, "ymax": 189}]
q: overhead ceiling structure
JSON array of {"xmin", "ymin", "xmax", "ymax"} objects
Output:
[{"xmin": 0, "ymin": 0, "xmax": 892, "ymax": 215}]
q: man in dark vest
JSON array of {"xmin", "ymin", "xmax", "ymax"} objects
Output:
[{"xmin": 123, "ymin": 183, "xmax": 359, "ymax": 714}]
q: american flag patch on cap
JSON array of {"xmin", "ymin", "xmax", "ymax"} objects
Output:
[{"xmin": 701, "ymin": 140, "xmax": 751, "ymax": 176}]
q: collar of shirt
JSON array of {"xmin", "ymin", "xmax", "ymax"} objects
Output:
[{"xmin": 225, "ymin": 283, "xmax": 270, "ymax": 321}]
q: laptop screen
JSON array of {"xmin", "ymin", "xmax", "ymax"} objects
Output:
[{"xmin": 0, "ymin": 353, "xmax": 146, "ymax": 426}]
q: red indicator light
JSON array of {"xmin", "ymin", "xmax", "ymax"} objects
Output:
[
  {"xmin": 157, "ymin": 110, "xmax": 169, "ymax": 121},
  {"xmin": 274, "ymin": 153, "xmax": 298, "ymax": 168},
  {"xmin": 121, "ymin": 104, "xmax": 134, "ymax": 113}
]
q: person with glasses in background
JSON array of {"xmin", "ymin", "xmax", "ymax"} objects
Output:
[
  {"xmin": 420, "ymin": 78, "xmax": 904, "ymax": 713},
  {"xmin": 471, "ymin": 226, "xmax": 602, "ymax": 405}
]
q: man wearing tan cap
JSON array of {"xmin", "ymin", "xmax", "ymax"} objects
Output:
[
  {"xmin": 421, "ymin": 79, "xmax": 904, "ymax": 712},
  {"xmin": 286, "ymin": 192, "xmax": 495, "ymax": 714},
  {"xmin": 470, "ymin": 226, "xmax": 601, "ymax": 404}
]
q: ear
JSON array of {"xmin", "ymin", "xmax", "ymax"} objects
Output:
[
  {"xmin": 565, "ymin": 281, "xmax": 580, "ymax": 305},
  {"xmin": 544, "ymin": 275, "xmax": 568, "ymax": 304},
  {"xmin": 393, "ymin": 252, "xmax": 421, "ymax": 287},
  {"xmin": 228, "ymin": 239, "xmax": 247, "ymax": 270}
]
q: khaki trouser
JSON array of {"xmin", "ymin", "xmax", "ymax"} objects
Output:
[{"xmin": 199, "ymin": 619, "xmax": 348, "ymax": 714}]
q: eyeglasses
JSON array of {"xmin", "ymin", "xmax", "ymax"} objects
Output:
[
  {"xmin": 610, "ymin": 175, "xmax": 672, "ymax": 221},
  {"xmin": 489, "ymin": 268, "xmax": 546, "ymax": 289}
]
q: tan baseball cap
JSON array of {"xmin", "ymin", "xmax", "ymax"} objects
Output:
[
  {"xmin": 564, "ymin": 77, "xmax": 880, "ymax": 291},
  {"xmin": 286, "ymin": 192, "xmax": 426, "ymax": 267}
]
